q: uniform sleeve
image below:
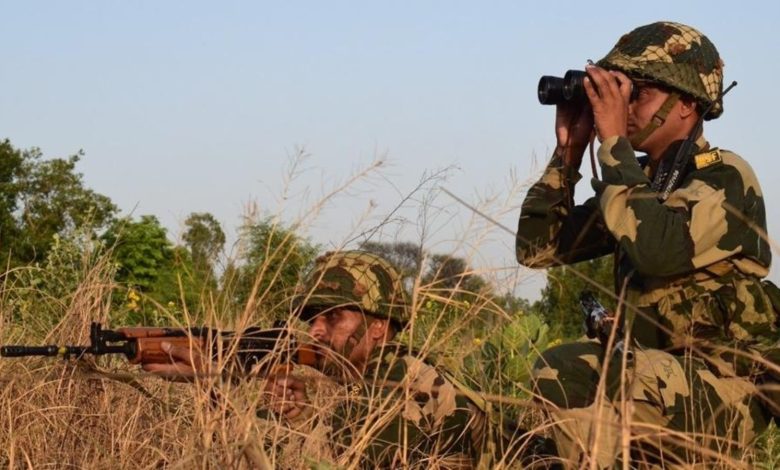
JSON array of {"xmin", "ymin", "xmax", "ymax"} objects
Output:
[
  {"xmin": 516, "ymin": 152, "xmax": 615, "ymax": 268},
  {"xmin": 592, "ymin": 136, "xmax": 763, "ymax": 278}
]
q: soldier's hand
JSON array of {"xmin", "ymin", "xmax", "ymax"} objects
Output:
[
  {"xmin": 583, "ymin": 65, "xmax": 632, "ymax": 142},
  {"xmin": 264, "ymin": 373, "xmax": 308, "ymax": 420},
  {"xmin": 555, "ymin": 95, "xmax": 594, "ymax": 168},
  {"xmin": 142, "ymin": 341, "xmax": 214, "ymax": 382}
]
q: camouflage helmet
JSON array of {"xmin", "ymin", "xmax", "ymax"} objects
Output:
[
  {"xmin": 597, "ymin": 21, "xmax": 724, "ymax": 120},
  {"xmin": 295, "ymin": 250, "xmax": 408, "ymax": 326}
]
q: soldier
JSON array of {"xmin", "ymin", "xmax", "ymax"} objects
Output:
[
  {"xmin": 271, "ymin": 250, "xmax": 497, "ymax": 468},
  {"xmin": 517, "ymin": 22, "xmax": 778, "ymax": 468},
  {"xmin": 144, "ymin": 250, "xmax": 505, "ymax": 468}
]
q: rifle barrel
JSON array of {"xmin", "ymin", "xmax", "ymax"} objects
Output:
[{"xmin": 0, "ymin": 345, "xmax": 90, "ymax": 358}]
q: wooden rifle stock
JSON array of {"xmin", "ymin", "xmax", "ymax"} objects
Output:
[{"xmin": 1, "ymin": 322, "xmax": 318, "ymax": 373}]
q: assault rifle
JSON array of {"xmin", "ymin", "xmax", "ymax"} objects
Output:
[
  {"xmin": 0, "ymin": 322, "xmax": 317, "ymax": 373},
  {"xmin": 579, "ymin": 291, "xmax": 633, "ymax": 362}
]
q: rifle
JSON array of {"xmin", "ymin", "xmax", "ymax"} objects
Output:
[
  {"xmin": 579, "ymin": 291, "xmax": 633, "ymax": 362},
  {"xmin": 0, "ymin": 322, "xmax": 317, "ymax": 374}
]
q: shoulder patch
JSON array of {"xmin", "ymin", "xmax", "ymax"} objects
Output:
[{"xmin": 694, "ymin": 148, "xmax": 722, "ymax": 169}]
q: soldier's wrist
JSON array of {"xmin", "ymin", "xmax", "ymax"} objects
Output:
[{"xmin": 554, "ymin": 144, "xmax": 586, "ymax": 167}]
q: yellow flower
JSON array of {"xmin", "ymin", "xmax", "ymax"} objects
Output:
[
  {"xmin": 127, "ymin": 289, "xmax": 141, "ymax": 302},
  {"xmin": 472, "ymin": 337, "xmax": 482, "ymax": 346},
  {"xmin": 167, "ymin": 301, "xmax": 175, "ymax": 308},
  {"xmin": 548, "ymin": 338, "xmax": 563, "ymax": 348}
]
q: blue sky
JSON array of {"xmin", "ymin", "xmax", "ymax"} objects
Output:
[{"xmin": 3, "ymin": 2, "xmax": 779, "ymax": 299}]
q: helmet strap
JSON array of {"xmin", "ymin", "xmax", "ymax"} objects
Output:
[
  {"xmin": 629, "ymin": 92, "xmax": 680, "ymax": 148},
  {"xmin": 341, "ymin": 315, "xmax": 370, "ymax": 360}
]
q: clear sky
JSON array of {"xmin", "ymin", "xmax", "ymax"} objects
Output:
[{"xmin": 3, "ymin": 1, "xmax": 779, "ymax": 300}]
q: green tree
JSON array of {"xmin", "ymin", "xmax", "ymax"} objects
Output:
[
  {"xmin": 424, "ymin": 254, "xmax": 487, "ymax": 294},
  {"xmin": 0, "ymin": 140, "xmax": 24, "ymax": 267},
  {"xmin": 1, "ymin": 141, "xmax": 117, "ymax": 266},
  {"xmin": 7, "ymin": 229, "xmax": 114, "ymax": 336},
  {"xmin": 104, "ymin": 215, "xmax": 173, "ymax": 292},
  {"xmin": 359, "ymin": 241, "xmax": 502, "ymax": 351},
  {"xmin": 359, "ymin": 240, "xmax": 423, "ymax": 282},
  {"xmin": 536, "ymin": 256, "xmax": 614, "ymax": 339},
  {"xmin": 224, "ymin": 217, "xmax": 318, "ymax": 320},
  {"xmin": 103, "ymin": 215, "xmax": 201, "ymax": 324},
  {"xmin": 182, "ymin": 212, "xmax": 225, "ymax": 281},
  {"xmin": 359, "ymin": 241, "xmax": 489, "ymax": 294}
]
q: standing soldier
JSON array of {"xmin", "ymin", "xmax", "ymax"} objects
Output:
[{"xmin": 517, "ymin": 21, "xmax": 778, "ymax": 468}]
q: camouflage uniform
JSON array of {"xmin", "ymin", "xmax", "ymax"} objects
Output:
[
  {"xmin": 329, "ymin": 342, "xmax": 490, "ymax": 468},
  {"xmin": 517, "ymin": 22, "xmax": 778, "ymax": 467},
  {"xmin": 296, "ymin": 251, "xmax": 496, "ymax": 469}
]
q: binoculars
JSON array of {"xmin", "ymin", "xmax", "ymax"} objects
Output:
[
  {"xmin": 537, "ymin": 70, "xmax": 589, "ymax": 105},
  {"xmin": 538, "ymin": 70, "xmax": 638, "ymax": 105}
]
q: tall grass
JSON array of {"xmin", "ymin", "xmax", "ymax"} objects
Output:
[{"xmin": 0, "ymin": 159, "xmax": 776, "ymax": 469}]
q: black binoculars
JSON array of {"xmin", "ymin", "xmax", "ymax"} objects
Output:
[
  {"xmin": 537, "ymin": 70, "xmax": 589, "ymax": 105},
  {"xmin": 538, "ymin": 69, "xmax": 639, "ymax": 105}
]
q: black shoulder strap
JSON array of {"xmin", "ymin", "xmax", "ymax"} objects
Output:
[{"xmin": 656, "ymin": 81, "xmax": 737, "ymax": 201}]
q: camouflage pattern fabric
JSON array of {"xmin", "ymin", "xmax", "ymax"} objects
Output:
[
  {"xmin": 532, "ymin": 341, "xmax": 768, "ymax": 468},
  {"xmin": 516, "ymin": 135, "xmax": 779, "ymax": 464},
  {"xmin": 597, "ymin": 21, "xmax": 724, "ymax": 120},
  {"xmin": 329, "ymin": 343, "xmax": 491, "ymax": 469},
  {"xmin": 296, "ymin": 250, "xmax": 408, "ymax": 325},
  {"xmin": 518, "ymin": 135, "xmax": 775, "ymax": 358}
]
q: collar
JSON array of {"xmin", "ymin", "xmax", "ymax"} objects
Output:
[
  {"xmin": 364, "ymin": 342, "xmax": 416, "ymax": 375},
  {"xmin": 648, "ymin": 134, "xmax": 710, "ymax": 192}
]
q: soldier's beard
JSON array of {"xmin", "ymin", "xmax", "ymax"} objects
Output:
[{"xmin": 318, "ymin": 333, "xmax": 365, "ymax": 378}]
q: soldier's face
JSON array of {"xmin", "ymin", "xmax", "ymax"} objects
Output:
[
  {"xmin": 627, "ymin": 83, "xmax": 661, "ymax": 128},
  {"xmin": 627, "ymin": 82, "xmax": 692, "ymax": 158},
  {"xmin": 308, "ymin": 307, "xmax": 367, "ymax": 367}
]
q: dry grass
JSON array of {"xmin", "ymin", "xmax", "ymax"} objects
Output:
[{"xmin": 0, "ymin": 160, "xmax": 777, "ymax": 469}]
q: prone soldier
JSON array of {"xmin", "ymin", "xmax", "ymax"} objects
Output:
[{"xmin": 144, "ymin": 250, "xmax": 512, "ymax": 468}]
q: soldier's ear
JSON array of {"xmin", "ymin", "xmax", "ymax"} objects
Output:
[
  {"xmin": 367, "ymin": 319, "xmax": 389, "ymax": 340},
  {"xmin": 678, "ymin": 96, "xmax": 698, "ymax": 120}
]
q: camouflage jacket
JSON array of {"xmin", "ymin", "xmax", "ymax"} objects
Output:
[
  {"xmin": 330, "ymin": 343, "xmax": 491, "ymax": 469},
  {"xmin": 516, "ymin": 136, "xmax": 778, "ymax": 376}
]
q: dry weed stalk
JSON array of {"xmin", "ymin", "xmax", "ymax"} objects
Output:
[{"xmin": 0, "ymin": 159, "xmax": 777, "ymax": 469}]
